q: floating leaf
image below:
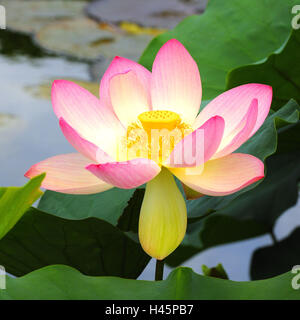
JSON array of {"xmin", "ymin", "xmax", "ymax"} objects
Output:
[
  {"xmin": 35, "ymin": 17, "xmax": 152, "ymax": 61},
  {"xmin": 96, "ymin": 33, "xmax": 153, "ymax": 60},
  {"xmin": 120, "ymin": 21, "xmax": 166, "ymax": 36},
  {"xmin": 0, "ymin": 113, "xmax": 20, "ymax": 129},
  {"xmin": 0, "ymin": 265, "xmax": 299, "ymax": 299},
  {"xmin": 86, "ymin": 0, "xmax": 207, "ymax": 29},
  {"xmin": 2, "ymin": 0, "xmax": 86, "ymax": 35},
  {"xmin": 34, "ymin": 17, "xmax": 117, "ymax": 61}
]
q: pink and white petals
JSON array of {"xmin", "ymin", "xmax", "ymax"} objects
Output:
[
  {"xmin": 25, "ymin": 153, "xmax": 113, "ymax": 194},
  {"xmin": 110, "ymin": 70, "xmax": 151, "ymax": 126},
  {"xmin": 194, "ymin": 83, "xmax": 272, "ymax": 139},
  {"xmin": 52, "ymin": 80, "xmax": 124, "ymax": 157},
  {"xmin": 212, "ymin": 99, "xmax": 258, "ymax": 159},
  {"xmin": 86, "ymin": 159, "xmax": 161, "ymax": 189},
  {"xmin": 170, "ymin": 153, "xmax": 264, "ymax": 196},
  {"xmin": 100, "ymin": 56, "xmax": 151, "ymax": 113},
  {"xmin": 151, "ymin": 39, "xmax": 202, "ymax": 124},
  {"xmin": 59, "ymin": 118, "xmax": 112, "ymax": 163},
  {"xmin": 165, "ymin": 116, "xmax": 225, "ymax": 167}
]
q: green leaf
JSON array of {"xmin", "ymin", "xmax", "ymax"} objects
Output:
[
  {"xmin": 251, "ymin": 228, "xmax": 300, "ymax": 280},
  {"xmin": 0, "ymin": 265, "xmax": 299, "ymax": 299},
  {"xmin": 0, "ymin": 207, "xmax": 149, "ymax": 278},
  {"xmin": 139, "ymin": 0, "xmax": 297, "ymax": 100},
  {"xmin": 227, "ymin": 30, "xmax": 300, "ymax": 110},
  {"xmin": 38, "ymin": 187, "xmax": 136, "ymax": 225},
  {"xmin": 202, "ymin": 263, "xmax": 229, "ymax": 280},
  {"xmin": 0, "ymin": 175, "xmax": 44, "ymax": 240},
  {"xmin": 166, "ymin": 100, "xmax": 300, "ymax": 266}
]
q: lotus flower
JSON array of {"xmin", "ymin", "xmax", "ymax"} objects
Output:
[{"xmin": 26, "ymin": 39, "xmax": 272, "ymax": 260}]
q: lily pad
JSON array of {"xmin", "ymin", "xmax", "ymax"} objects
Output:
[
  {"xmin": 34, "ymin": 17, "xmax": 116, "ymax": 61},
  {"xmin": 0, "ymin": 265, "xmax": 299, "ymax": 299},
  {"xmin": 2, "ymin": 0, "xmax": 86, "ymax": 35},
  {"xmin": 34, "ymin": 17, "xmax": 152, "ymax": 61},
  {"xmin": 0, "ymin": 113, "xmax": 19, "ymax": 128},
  {"xmin": 86, "ymin": 0, "xmax": 207, "ymax": 29},
  {"xmin": 97, "ymin": 33, "xmax": 153, "ymax": 60}
]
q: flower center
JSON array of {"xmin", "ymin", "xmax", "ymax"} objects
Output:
[
  {"xmin": 118, "ymin": 110, "xmax": 192, "ymax": 164},
  {"xmin": 138, "ymin": 110, "xmax": 181, "ymax": 132}
]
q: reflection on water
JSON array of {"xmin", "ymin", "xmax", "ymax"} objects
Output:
[{"xmin": 0, "ymin": 29, "xmax": 299, "ymax": 282}]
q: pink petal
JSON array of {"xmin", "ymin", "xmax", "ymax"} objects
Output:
[
  {"xmin": 151, "ymin": 39, "xmax": 202, "ymax": 124},
  {"xmin": 110, "ymin": 70, "xmax": 151, "ymax": 126},
  {"xmin": 25, "ymin": 153, "xmax": 113, "ymax": 194},
  {"xmin": 170, "ymin": 153, "xmax": 264, "ymax": 196},
  {"xmin": 100, "ymin": 56, "xmax": 151, "ymax": 114},
  {"xmin": 52, "ymin": 80, "xmax": 124, "ymax": 157},
  {"xmin": 212, "ymin": 99, "xmax": 258, "ymax": 159},
  {"xmin": 59, "ymin": 118, "xmax": 112, "ymax": 163},
  {"xmin": 165, "ymin": 116, "xmax": 225, "ymax": 167},
  {"xmin": 86, "ymin": 159, "xmax": 161, "ymax": 189},
  {"xmin": 194, "ymin": 84, "xmax": 272, "ymax": 141}
]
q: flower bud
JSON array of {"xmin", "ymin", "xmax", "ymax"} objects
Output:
[{"xmin": 139, "ymin": 167, "xmax": 187, "ymax": 260}]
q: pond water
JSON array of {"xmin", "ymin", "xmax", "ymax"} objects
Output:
[{"xmin": 0, "ymin": 30, "xmax": 299, "ymax": 282}]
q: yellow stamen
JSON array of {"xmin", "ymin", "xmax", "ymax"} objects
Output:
[{"xmin": 118, "ymin": 111, "xmax": 192, "ymax": 164}]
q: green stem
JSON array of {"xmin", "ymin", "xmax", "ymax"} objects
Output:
[{"xmin": 155, "ymin": 259, "xmax": 164, "ymax": 281}]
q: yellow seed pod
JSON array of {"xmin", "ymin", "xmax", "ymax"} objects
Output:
[
  {"xmin": 138, "ymin": 110, "xmax": 181, "ymax": 131},
  {"xmin": 138, "ymin": 167, "xmax": 187, "ymax": 260}
]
